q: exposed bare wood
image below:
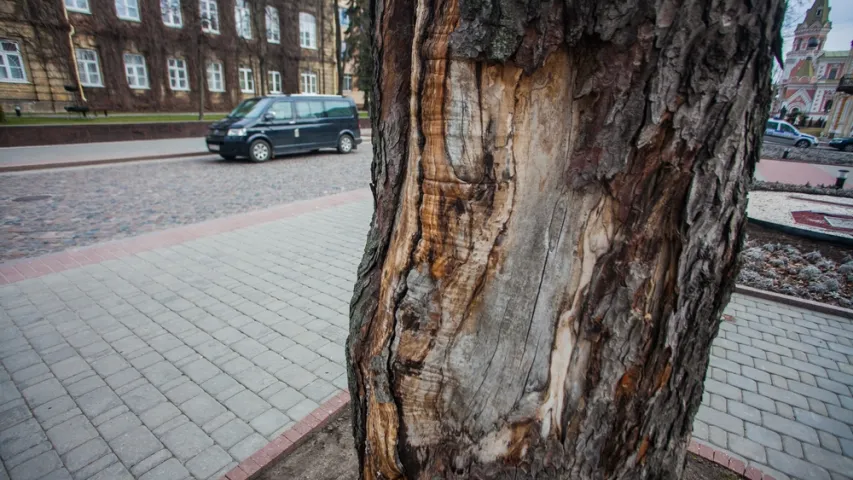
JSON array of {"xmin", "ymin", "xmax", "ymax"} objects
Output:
[{"xmin": 348, "ymin": 0, "xmax": 784, "ymax": 478}]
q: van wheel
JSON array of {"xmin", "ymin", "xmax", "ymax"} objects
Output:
[
  {"xmin": 337, "ymin": 134, "xmax": 354, "ymax": 154},
  {"xmin": 249, "ymin": 140, "xmax": 272, "ymax": 162},
  {"xmin": 795, "ymin": 140, "xmax": 810, "ymax": 148}
]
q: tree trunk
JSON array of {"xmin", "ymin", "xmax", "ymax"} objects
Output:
[{"xmin": 347, "ymin": 0, "xmax": 783, "ymax": 478}]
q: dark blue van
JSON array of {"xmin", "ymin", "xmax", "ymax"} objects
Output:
[{"xmin": 205, "ymin": 95, "xmax": 362, "ymax": 162}]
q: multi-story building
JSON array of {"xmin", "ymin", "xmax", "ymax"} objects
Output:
[
  {"xmin": 337, "ymin": 2, "xmax": 363, "ymax": 107},
  {"xmin": 772, "ymin": 0, "xmax": 853, "ymax": 122},
  {"xmin": 0, "ymin": 0, "xmax": 338, "ymax": 113}
]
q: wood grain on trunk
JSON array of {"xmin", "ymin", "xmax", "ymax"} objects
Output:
[{"xmin": 348, "ymin": 0, "xmax": 784, "ymax": 478}]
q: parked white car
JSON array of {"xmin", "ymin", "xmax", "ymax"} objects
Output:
[{"xmin": 764, "ymin": 119, "xmax": 819, "ymax": 148}]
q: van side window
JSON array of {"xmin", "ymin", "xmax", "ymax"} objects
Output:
[
  {"xmin": 268, "ymin": 101, "xmax": 293, "ymax": 120},
  {"xmin": 296, "ymin": 101, "xmax": 325, "ymax": 119},
  {"xmin": 324, "ymin": 100, "xmax": 352, "ymax": 118},
  {"xmin": 766, "ymin": 121, "xmax": 779, "ymax": 130},
  {"xmin": 779, "ymin": 124, "xmax": 796, "ymax": 134}
]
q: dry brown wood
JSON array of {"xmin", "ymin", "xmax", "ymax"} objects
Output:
[{"xmin": 347, "ymin": 0, "xmax": 784, "ymax": 478}]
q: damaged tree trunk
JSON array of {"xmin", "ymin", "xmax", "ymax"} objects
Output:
[{"xmin": 347, "ymin": 0, "xmax": 784, "ymax": 478}]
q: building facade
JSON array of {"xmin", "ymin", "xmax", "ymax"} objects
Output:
[
  {"xmin": 0, "ymin": 0, "xmax": 338, "ymax": 113},
  {"xmin": 772, "ymin": 0, "xmax": 853, "ymax": 122}
]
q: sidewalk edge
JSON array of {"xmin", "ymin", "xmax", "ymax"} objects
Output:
[
  {"xmin": 734, "ymin": 284, "xmax": 853, "ymax": 319},
  {"xmin": 0, "ymin": 189, "xmax": 371, "ymax": 284},
  {"xmin": 688, "ymin": 439, "xmax": 777, "ymax": 480},
  {"xmin": 0, "ymin": 151, "xmax": 210, "ymax": 173}
]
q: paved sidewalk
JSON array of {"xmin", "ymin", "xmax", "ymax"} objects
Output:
[
  {"xmin": 0, "ymin": 193, "xmax": 850, "ymax": 480},
  {"xmin": 0, "ymin": 138, "xmax": 210, "ymax": 171}
]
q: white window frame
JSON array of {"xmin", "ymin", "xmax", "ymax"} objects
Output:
[
  {"xmin": 161, "ymin": 0, "xmax": 183, "ymax": 27},
  {"xmin": 235, "ymin": 0, "xmax": 252, "ymax": 39},
  {"xmin": 339, "ymin": 7, "xmax": 350, "ymax": 29},
  {"xmin": 123, "ymin": 53, "xmax": 149, "ymax": 89},
  {"xmin": 207, "ymin": 62, "xmax": 224, "ymax": 92},
  {"xmin": 115, "ymin": 0, "xmax": 140, "ymax": 21},
  {"xmin": 268, "ymin": 70, "xmax": 282, "ymax": 93},
  {"xmin": 265, "ymin": 6, "xmax": 280, "ymax": 44},
  {"xmin": 168, "ymin": 57, "xmax": 190, "ymax": 91},
  {"xmin": 76, "ymin": 48, "xmax": 103, "ymax": 87},
  {"xmin": 299, "ymin": 12, "xmax": 316, "ymax": 49},
  {"xmin": 0, "ymin": 40, "xmax": 27, "ymax": 83},
  {"xmin": 301, "ymin": 71, "xmax": 317, "ymax": 94},
  {"xmin": 65, "ymin": 0, "xmax": 90, "ymax": 13},
  {"xmin": 239, "ymin": 67, "xmax": 254, "ymax": 93},
  {"xmin": 199, "ymin": 0, "xmax": 220, "ymax": 33},
  {"xmin": 343, "ymin": 74, "xmax": 352, "ymax": 91}
]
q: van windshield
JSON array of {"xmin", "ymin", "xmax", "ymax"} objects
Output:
[{"xmin": 228, "ymin": 99, "xmax": 265, "ymax": 119}]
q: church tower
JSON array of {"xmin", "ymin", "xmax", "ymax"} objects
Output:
[{"xmin": 791, "ymin": 0, "xmax": 831, "ymax": 55}]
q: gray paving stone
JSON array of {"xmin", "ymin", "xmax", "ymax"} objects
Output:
[
  {"xmin": 122, "ymin": 383, "xmax": 166, "ymax": 414},
  {"xmin": 754, "ymin": 358, "xmax": 800, "ymax": 380},
  {"xmin": 767, "ymin": 448, "xmax": 831, "ymax": 480},
  {"xmin": 90, "ymin": 355, "xmax": 130, "ymax": 377},
  {"xmin": 141, "ymin": 362, "xmax": 183, "ymax": 387},
  {"xmin": 61, "ymin": 438, "xmax": 109, "ymax": 473},
  {"xmin": 763, "ymin": 412, "xmax": 821, "ymax": 445},
  {"xmin": 96, "ymin": 412, "xmax": 142, "ymax": 441},
  {"xmin": 819, "ymin": 430, "xmax": 843, "ymax": 454},
  {"xmin": 8, "ymin": 450, "xmax": 62, "ymax": 480},
  {"xmin": 228, "ymin": 433, "xmax": 267, "ymax": 461},
  {"xmin": 788, "ymin": 380, "xmax": 841, "ymax": 406},
  {"xmin": 782, "ymin": 434, "xmax": 804, "ymax": 459},
  {"xmin": 794, "ymin": 408, "xmax": 853, "ymax": 440},
  {"xmin": 803, "ymin": 443, "xmax": 853, "ymax": 476},
  {"xmin": 181, "ymin": 358, "xmax": 220, "ymax": 384},
  {"xmin": 180, "ymin": 393, "xmax": 226, "ymax": 425},
  {"xmin": 201, "ymin": 411, "xmax": 235, "ymax": 434},
  {"xmin": 32, "ymin": 396, "xmax": 75, "ymax": 425},
  {"xmin": 841, "ymin": 438, "xmax": 853, "ymax": 457},
  {"xmin": 286, "ymin": 398, "xmax": 320, "ymax": 422},
  {"xmin": 781, "ymin": 357, "xmax": 829, "ymax": 378},
  {"xmin": 745, "ymin": 422, "xmax": 783, "ymax": 450},
  {"xmin": 164, "ymin": 381, "xmax": 204, "ymax": 405},
  {"xmin": 220, "ymin": 357, "xmax": 253, "ymax": 377},
  {"xmin": 128, "ymin": 448, "xmax": 171, "ymax": 477},
  {"xmin": 160, "ymin": 421, "xmax": 214, "ymax": 461},
  {"xmin": 0, "ymin": 403, "xmax": 32, "ymax": 431},
  {"xmin": 758, "ymin": 382, "xmax": 810, "ymax": 409},
  {"xmin": 48, "ymin": 358, "xmax": 89, "ymax": 381},
  {"xmin": 76, "ymin": 387, "xmax": 122, "ymax": 418},
  {"xmin": 237, "ymin": 366, "xmax": 278, "ymax": 393},
  {"xmin": 46, "ymin": 415, "xmax": 98, "ymax": 455},
  {"xmin": 249, "ymin": 409, "xmax": 291, "ymax": 437},
  {"xmin": 211, "ymin": 419, "xmax": 253, "ymax": 448},
  {"xmin": 21, "ymin": 379, "xmax": 65, "ymax": 408},
  {"xmin": 273, "ymin": 364, "xmax": 317, "ymax": 389},
  {"xmin": 108, "ymin": 426, "xmax": 162, "ymax": 467},
  {"xmin": 139, "ymin": 402, "xmax": 181, "ymax": 430},
  {"xmin": 224, "ymin": 390, "xmax": 270, "ymax": 422},
  {"xmin": 138, "ymin": 458, "xmax": 189, "ymax": 480}
]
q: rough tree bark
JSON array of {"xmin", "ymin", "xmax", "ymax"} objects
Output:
[{"xmin": 347, "ymin": 0, "xmax": 784, "ymax": 478}]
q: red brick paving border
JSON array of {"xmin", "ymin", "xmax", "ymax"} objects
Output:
[
  {"xmin": 688, "ymin": 439, "xmax": 775, "ymax": 480},
  {"xmin": 221, "ymin": 389, "xmax": 776, "ymax": 480},
  {"xmin": 0, "ymin": 188, "xmax": 372, "ymax": 285},
  {"xmin": 222, "ymin": 390, "xmax": 351, "ymax": 480}
]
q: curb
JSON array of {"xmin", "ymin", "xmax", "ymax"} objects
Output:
[
  {"xmin": 220, "ymin": 392, "xmax": 777, "ymax": 480},
  {"xmin": 734, "ymin": 284, "xmax": 853, "ymax": 319},
  {"xmin": 0, "ymin": 151, "xmax": 211, "ymax": 173},
  {"xmin": 747, "ymin": 217, "xmax": 853, "ymax": 248},
  {"xmin": 688, "ymin": 439, "xmax": 776, "ymax": 480},
  {"xmin": 221, "ymin": 391, "xmax": 351, "ymax": 480},
  {"xmin": 0, "ymin": 188, "xmax": 372, "ymax": 284}
]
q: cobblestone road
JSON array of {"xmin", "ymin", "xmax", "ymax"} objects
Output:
[{"xmin": 0, "ymin": 149, "xmax": 371, "ymax": 261}]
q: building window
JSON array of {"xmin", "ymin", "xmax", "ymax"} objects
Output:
[
  {"xmin": 161, "ymin": 0, "xmax": 182, "ymax": 27},
  {"xmin": 265, "ymin": 6, "xmax": 280, "ymax": 43},
  {"xmin": 65, "ymin": 0, "xmax": 90, "ymax": 13},
  {"xmin": 207, "ymin": 62, "xmax": 224, "ymax": 91},
  {"xmin": 341, "ymin": 40, "xmax": 347, "ymax": 59},
  {"xmin": 824, "ymin": 99, "xmax": 833, "ymax": 112},
  {"xmin": 339, "ymin": 7, "xmax": 350, "ymax": 29},
  {"xmin": 123, "ymin": 54, "xmax": 149, "ymax": 88},
  {"xmin": 168, "ymin": 58, "xmax": 189, "ymax": 90},
  {"xmin": 807, "ymin": 37, "xmax": 818, "ymax": 49},
  {"xmin": 235, "ymin": 0, "xmax": 251, "ymax": 39},
  {"xmin": 299, "ymin": 12, "xmax": 316, "ymax": 49},
  {"xmin": 200, "ymin": 0, "xmax": 219, "ymax": 33},
  {"xmin": 301, "ymin": 71, "xmax": 317, "ymax": 93},
  {"xmin": 239, "ymin": 67, "xmax": 254, "ymax": 93},
  {"xmin": 829, "ymin": 68, "xmax": 838, "ymax": 80},
  {"xmin": 0, "ymin": 40, "xmax": 27, "ymax": 83},
  {"xmin": 343, "ymin": 74, "xmax": 352, "ymax": 91},
  {"xmin": 269, "ymin": 70, "xmax": 281, "ymax": 93},
  {"xmin": 76, "ymin": 49, "xmax": 102, "ymax": 87},
  {"xmin": 115, "ymin": 0, "xmax": 139, "ymax": 20}
]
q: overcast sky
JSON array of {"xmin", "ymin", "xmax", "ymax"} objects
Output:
[{"xmin": 783, "ymin": 0, "xmax": 853, "ymax": 53}]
